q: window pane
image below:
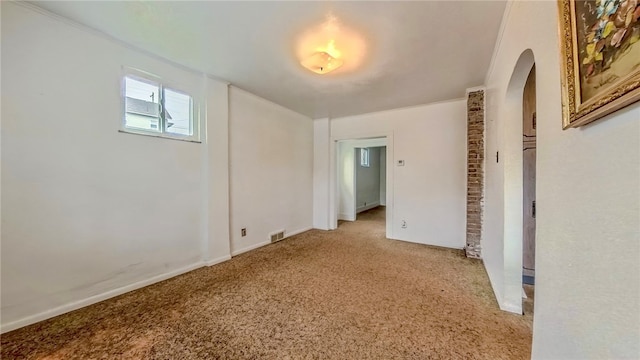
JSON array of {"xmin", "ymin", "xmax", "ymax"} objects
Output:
[
  {"xmin": 163, "ymin": 88, "xmax": 192, "ymax": 136},
  {"xmin": 360, "ymin": 148, "xmax": 369, "ymax": 167},
  {"xmin": 124, "ymin": 76, "xmax": 160, "ymax": 132}
]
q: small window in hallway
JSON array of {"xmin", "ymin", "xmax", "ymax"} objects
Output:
[{"xmin": 360, "ymin": 148, "xmax": 370, "ymax": 167}]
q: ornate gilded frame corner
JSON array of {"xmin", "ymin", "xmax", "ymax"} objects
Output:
[{"xmin": 558, "ymin": 0, "xmax": 640, "ymax": 129}]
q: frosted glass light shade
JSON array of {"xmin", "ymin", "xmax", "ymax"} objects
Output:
[{"xmin": 300, "ymin": 51, "xmax": 343, "ymax": 74}]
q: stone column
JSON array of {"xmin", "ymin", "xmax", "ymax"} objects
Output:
[{"xmin": 465, "ymin": 90, "xmax": 484, "ymax": 259}]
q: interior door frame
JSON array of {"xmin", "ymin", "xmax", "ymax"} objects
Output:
[{"xmin": 329, "ymin": 133, "xmax": 394, "ymax": 239}]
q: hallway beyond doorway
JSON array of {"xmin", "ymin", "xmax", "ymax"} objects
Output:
[
  {"xmin": 356, "ymin": 205, "xmax": 386, "ymax": 222},
  {"xmin": 338, "ymin": 205, "xmax": 387, "ymax": 237}
]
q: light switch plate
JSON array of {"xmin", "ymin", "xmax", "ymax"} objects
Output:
[{"xmin": 397, "ymin": 160, "xmax": 405, "ymax": 166}]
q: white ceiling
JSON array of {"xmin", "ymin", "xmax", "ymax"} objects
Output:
[{"xmin": 31, "ymin": 1, "xmax": 506, "ymax": 119}]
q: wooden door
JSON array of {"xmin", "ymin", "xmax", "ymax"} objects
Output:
[
  {"xmin": 523, "ymin": 147, "xmax": 536, "ymax": 278},
  {"xmin": 523, "ymin": 66, "xmax": 536, "ymax": 281}
]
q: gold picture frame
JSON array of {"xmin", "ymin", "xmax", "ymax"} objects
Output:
[{"xmin": 558, "ymin": 0, "xmax": 640, "ymax": 129}]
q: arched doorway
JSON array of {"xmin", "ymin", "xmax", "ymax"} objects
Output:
[{"xmin": 501, "ymin": 49, "xmax": 536, "ymax": 314}]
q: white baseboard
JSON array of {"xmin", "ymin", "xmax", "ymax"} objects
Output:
[
  {"xmin": 482, "ymin": 263, "xmax": 522, "ymax": 315},
  {"xmin": 338, "ymin": 213, "xmax": 355, "ymax": 221},
  {"xmin": 484, "ymin": 262, "xmax": 505, "ymax": 310},
  {"xmin": 231, "ymin": 226, "xmax": 313, "ymax": 257},
  {"xmin": 500, "ymin": 301, "xmax": 522, "ymax": 314},
  {"xmin": 205, "ymin": 255, "xmax": 231, "ymax": 267},
  {"xmin": 3, "ymin": 227, "xmax": 313, "ymax": 333},
  {"xmin": 356, "ymin": 202, "xmax": 380, "ymax": 214},
  {"xmin": 231, "ymin": 241, "xmax": 271, "ymax": 256},
  {"xmin": 1, "ymin": 261, "xmax": 205, "ymax": 334},
  {"xmin": 286, "ymin": 226, "xmax": 312, "ymax": 238}
]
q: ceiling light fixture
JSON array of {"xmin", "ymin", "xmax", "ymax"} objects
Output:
[
  {"xmin": 301, "ymin": 51, "xmax": 343, "ymax": 74},
  {"xmin": 301, "ymin": 40, "xmax": 344, "ymax": 74},
  {"xmin": 296, "ymin": 14, "xmax": 366, "ymax": 75}
]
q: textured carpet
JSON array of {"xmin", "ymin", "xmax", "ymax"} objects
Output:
[{"xmin": 1, "ymin": 207, "xmax": 532, "ymax": 359}]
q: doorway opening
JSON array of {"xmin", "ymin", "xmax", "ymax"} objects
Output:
[
  {"xmin": 522, "ymin": 65, "xmax": 537, "ymax": 316},
  {"xmin": 353, "ymin": 146, "xmax": 386, "ymax": 231},
  {"xmin": 500, "ymin": 48, "xmax": 536, "ymax": 315},
  {"xmin": 333, "ymin": 137, "xmax": 391, "ymax": 237}
]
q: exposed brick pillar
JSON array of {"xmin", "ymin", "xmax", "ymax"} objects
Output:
[{"xmin": 465, "ymin": 90, "xmax": 484, "ymax": 259}]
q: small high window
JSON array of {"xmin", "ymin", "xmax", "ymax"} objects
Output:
[
  {"xmin": 122, "ymin": 71, "xmax": 198, "ymax": 142},
  {"xmin": 360, "ymin": 148, "xmax": 370, "ymax": 167}
]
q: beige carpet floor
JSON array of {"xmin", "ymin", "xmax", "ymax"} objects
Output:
[{"xmin": 1, "ymin": 207, "xmax": 532, "ymax": 359}]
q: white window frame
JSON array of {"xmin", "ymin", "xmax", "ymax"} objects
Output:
[{"xmin": 120, "ymin": 67, "xmax": 201, "ymax": 143}]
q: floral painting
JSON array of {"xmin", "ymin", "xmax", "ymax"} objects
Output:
[
  {"xmin": 559, "ymin": 0, "xmax": 640, "ymax": 128},
  {"xmin": 576, "ymin": 0, "xmax": 640, "ymax": 101}
]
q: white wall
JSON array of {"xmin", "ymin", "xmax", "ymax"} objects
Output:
[
  {"xmin": 337, "ymin": 142, "xmax": 357, "ymax": 221},
  {"xmin": 312, "ymin": 118, "xmax": 330, "ymax": 230},
  {"xmin": 329, "ymin": 100, "xmax": 467, "ymax": 248},
  {"xmin": 0, "ymin": 2, "xmax": 311, "ymax": 333},
  {"xmin": 228, "ymin": 87, "xmax": 313, "ymax": 255},
  {"xmin": 204, "ymin": 78, "xmax": 232, "ymax": 265},
  {"xmin": 355, "ymin": 147, "xmax": 382, "ymax": 212},
  {"xmin": 380, "ymin": 147, "xmax": 387, "ymax": 206},
  {"xmin": 484, "ymin": 1, "xmax": 640, "ymax": 358},
  {"xmin": 0, "ymin": 2, "xmax": 228, "ymax": 330}
]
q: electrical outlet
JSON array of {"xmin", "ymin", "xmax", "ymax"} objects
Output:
[
  {"xmin": 401, "ymin": 220, "xmax": 407, "ymax": 229},
  {"xmin": 241, "ymin": 228, "xmax": 247, "ymax": 237}
]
